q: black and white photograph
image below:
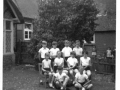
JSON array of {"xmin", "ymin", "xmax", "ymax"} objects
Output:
[{"xmin": 3, "ymin": 0, "xmax": 116, "ymax": 90}]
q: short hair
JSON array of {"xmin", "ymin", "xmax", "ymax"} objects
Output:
[
  {"xmin": 52, "ymin": 41, "xmax": 57, "ymax": 45},
  {"xmin": 64, "ymin": 40, "xmax": 69, "ymax": 43},
  {"xmin": 82, "ymin": 51, "xmax": 88, "ymax": 55},
  {"xmin": 45, "ymin": 52, "xmax": 49, "ymax": 57},
  {"xmin": 70, "ymin": 51, "xmax": 76, "ymax": 56},
  {"xmin": 76, "ymin": 40, "xmax": 80, "ymax": 44},
  {"xmin": 42, "ymin": 40, "xmax": 47, "ymax": 44},
  {"xmin": 79, "ymin": 67, "xmax": 84, "ymax": 73}
]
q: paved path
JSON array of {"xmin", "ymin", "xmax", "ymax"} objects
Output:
[{"xmin": 3, "ymin": 65, "xmax": 115, "ymax": 90}]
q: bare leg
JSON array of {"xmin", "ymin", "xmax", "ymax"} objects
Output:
[{"xmin": 62, "ymin": 77, "xmax": 69, "ymax": 89}]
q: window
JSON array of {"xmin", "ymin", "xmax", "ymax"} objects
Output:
[
  {"xmin": 24, "ymin": 23, "xmax": 33, "ymax": 40},
  {"xmin": 91, "ymin": 34, "xmax": 95, "ymax": 44},
  {"xmin": 6, "ymin": 21, "xmax": 11, "ymax": 30},
  {"xmin": 3, "ymin": 19, "xmax": 13, "ymax": 54},
  {"xmin": 25, "ymin": 24, "xmax": 31, "ymax": 29}
]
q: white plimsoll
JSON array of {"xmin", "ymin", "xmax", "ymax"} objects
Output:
[{"xmin": 82, "ymin": 87, "xmax": 85, "ymax": 90}]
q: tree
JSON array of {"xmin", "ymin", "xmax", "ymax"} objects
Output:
[{"xmin": 28, "ymin": 0, "xmax": 99, "ymax": 57}]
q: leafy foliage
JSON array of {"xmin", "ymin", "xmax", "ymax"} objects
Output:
[{"xmin": 28, "ymin": 0, "xmax": 99, "ymax": 58}]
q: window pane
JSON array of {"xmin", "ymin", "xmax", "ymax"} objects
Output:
[
  {"xmin": 25, "ymin": 31, "xmax": 28, "ymax": 39},
  {"xmin": 6, "ymin": 31, "xmax": 11, "ymax": 52},
  {"xmin": 25, "ymin": 24, "xmax": 31, "ymax": 29},
  {"xmin": 25, "ymin": 35, "xmax": 28, "ymax": 38},
  {"xmin": 6, "ymin": 21, "xmax": 11, "ymax": 30},
  {"xmin": 25, "ymin": 31, "xmax": 28, "ymax": 35},
  {"xmin": 29, "ymin": 32, "xmax": 32, "ymax": 38}
]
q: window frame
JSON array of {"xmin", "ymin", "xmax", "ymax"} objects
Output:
[
  {"xmin": 3, "ymin": 19, "xmax": 14, "ymax": 55},
  {"xmin": 24, "ymin": 22, "xmax": 33, "ymax": 40},
  {"xmin": 91, "ymin": 34, "xmax": 95, "ymax": 44}
]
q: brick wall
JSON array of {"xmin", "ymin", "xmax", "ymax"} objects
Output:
[{"xmin": 3, "ymin": 54, "xmax": 15, "ymax": 69}]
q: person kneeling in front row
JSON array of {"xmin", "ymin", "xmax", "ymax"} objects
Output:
[
  {"xmin": 73, "ymin": 68, "xmax": 93, "ymax": 90},
  {"xmin": 52, "ymin": 66, "xmax": 69, "ymax": 90}
]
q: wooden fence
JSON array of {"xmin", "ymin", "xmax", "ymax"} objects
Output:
[{"xmin": 91, "ymin": 57, "xmax": 115, "ymax": 75}]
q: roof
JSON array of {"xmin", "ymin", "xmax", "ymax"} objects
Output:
[
  {"xmin": 5, "ymin": 0, "xmax": 24, "ymax": 23},
  {"xmin": 13, "ymin": 0, "xmax": 38, "ymax": 19},
  {"xmin": 94, "ymin": 0, "xmax": 116, "ymax": 31}
]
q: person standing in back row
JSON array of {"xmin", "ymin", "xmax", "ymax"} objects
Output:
[
  {"xmin": 62, "ymin": 40, "xmax": 72, "ymax": 67},
  {"xmin": 38, "ymin": 40, "xmax": 49, "ymax": 63},
  {"xmin": 73, "ymin": 40, "xmax": 83, "ymax": 64},
  {"xmin": 50, "ymin": 41, "xmax": 60, "ymax": 69}
]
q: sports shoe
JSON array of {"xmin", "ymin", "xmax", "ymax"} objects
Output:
[
  {"xmin": 82, "ymin": 87, "xmax": 85, "ymax": 90},
  {"xmin": 39, "ymin": 80, "xmax": 43, "ymax": 85},
  {"xmin": 49, "ymin": 83, "xmax": 54, "ymax": 88},
  {"xmin": 61, "ymin": 86, "xmax": 64, "ymax": 90}
]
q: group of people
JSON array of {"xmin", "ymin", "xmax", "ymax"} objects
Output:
[
  {"xmin": 106, "ymin": 47, "xmax": 116, "ymax": 59},
  {"xmin": 38, "ymin": 40, "xmax": 93, "ymax": 90}
]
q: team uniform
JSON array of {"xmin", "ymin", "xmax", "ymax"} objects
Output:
[
  {"xmin": 50, "ymin": 48, "xmax": 60, "ymax": 68},
  {"xmin": 38, "ymin": 47, "xmax": 49, "ymax": 62},
  {"xmin": 67, "ymin": 57, "xmax": 78, "ymax": 69},
  {"xmin": 73, "ymin": 47, "xmax": 83, "ymax": 61},
  {"xmin": 53, "ymin": 72, "xmax": 69, "ymax": 89},
  {"xmin": 50, "ymin": 48, "xmax": 60, "ymax": 58},
  {"xmin": 42, "ymin": 59, "xmax": 51, "ymax": 74},
  {"xmin": 80, "ymin": 57, "xmax": 91, "ymax": 71},
  {"xmin": 74, "ymin": 72, "xmax": 88, "ymax": 86},
  {"xmin": 62, "ymin": 47, "xmax": 72, "ymax": 67},
  {"xmin": 54, "ymin": 57, "xmax": 64, "ymax": 72}
]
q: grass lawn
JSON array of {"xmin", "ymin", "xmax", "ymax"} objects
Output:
[{"xmin": 3, "ymin": 65, "xmax": 115, "ymax": 90}]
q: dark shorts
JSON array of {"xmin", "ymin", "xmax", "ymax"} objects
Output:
[
  {"xmin": 70, "ymin": 65, "xmax": 78, "ymax": 70},
  {"xmin": 79, "ymin": 82, "xmax": 86, "ymax": 86},
  {"xmin": 53, "ymin": 66, "xmax": 58, "ymax": 73},
  {"xmin": 42, "ymin": 68, "xmax": 50, "ymax": 74},
  {"xmin": 83, "ymin": 66, "xmax": 91, "ymax": 71},
  {"xmin": 74, "ymin": 81, "xmax": 86, "ymax": 87},
  {"xmin": 51, "ymin": 58, "xmax": 55, "ymax": 68},
  {"xmin": 64, "ymin": 57, "xmax": 69, "ymax": 67}
]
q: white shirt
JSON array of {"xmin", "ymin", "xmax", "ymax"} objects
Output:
[
  {"xmin": 62, "ymin": 47, "xmax": 72, "ymax": 57},
  {"xmin": 75, "ymin": 72, "xmax": 88, "ymax": 83},
  {"xmin": 54, "ymin": 57, "xmax": 64, "ymax": 67},
  {"xmin": 67, "ymin": 57, "xmax": 78, "ymax": 67},
  {"xmin": 80, "ymin": 57, "xmax": 90, "ymax": 66},
  {"xmin": 54, "ymin": 72, "xmax": 67, "ymax": 82},
  {"xmin": 106, "ymin": 50, "xmax": 112, "ymax": 57},
  {"xmin": 73, "ymin": 47, "xmax": 83, "ymax": 56},
  {"xmin": 38, "ymin": 47, "xmax": 49, "ymax": 58},
  {"xmin": 50, "ymin": 48, "xmax": 60, "ymax": 57},
  {"xmin": 42, "ymin": 59, "xmax": 51, "ymax": 68}
]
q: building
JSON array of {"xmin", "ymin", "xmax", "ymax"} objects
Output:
[
  {"xmin": 14, "ymin": 0, "xmax": 38, "ymax": 42},
  {"xmin": 3, "ymin": 0, "xmax": 24, "ymax": 68},
  {"xmin": 95, "ymin": 0, "xmax": 116, "ymax": 55}
]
